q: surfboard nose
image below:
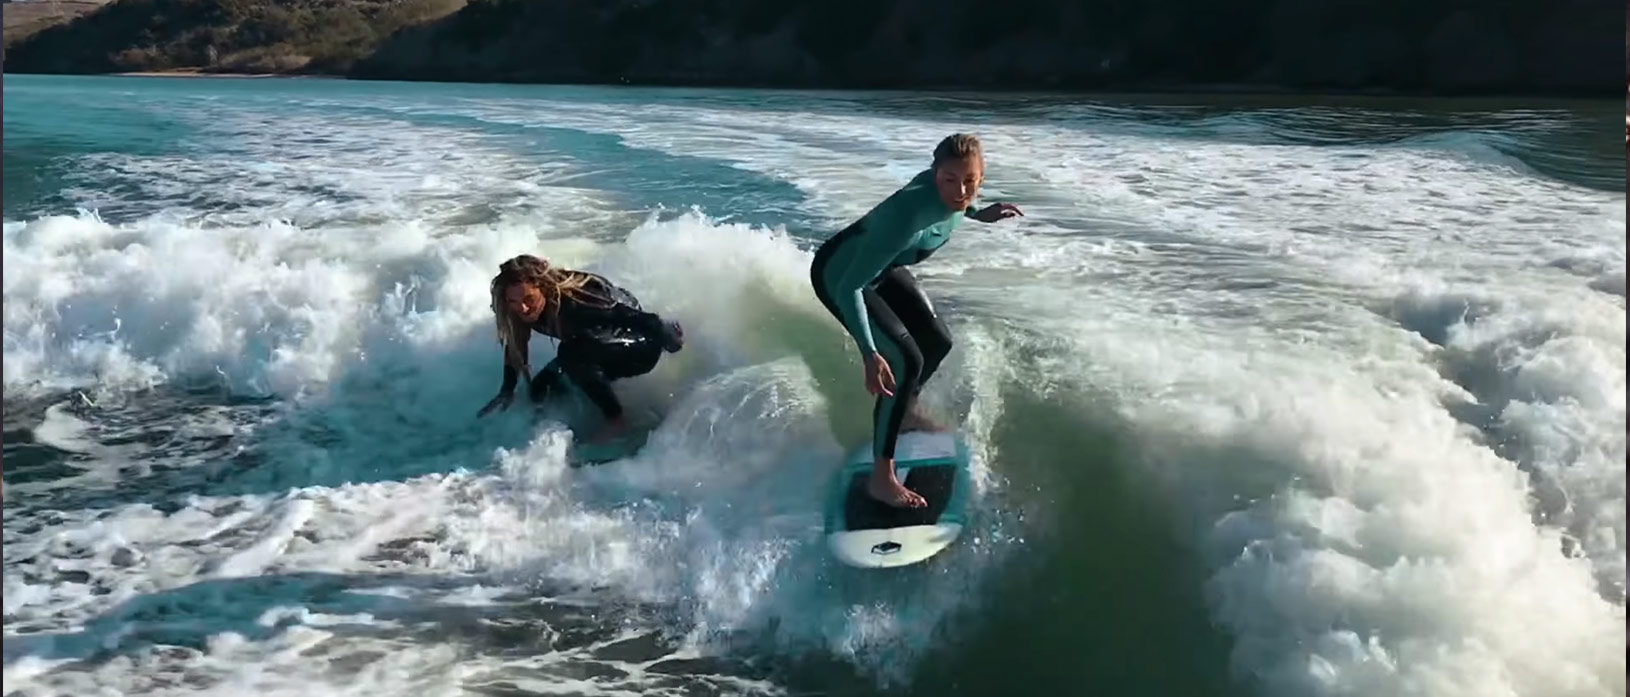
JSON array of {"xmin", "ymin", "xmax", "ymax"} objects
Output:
[{"xmin": 828, "ymin": 524, "xmax": 965, "ymax": 568}]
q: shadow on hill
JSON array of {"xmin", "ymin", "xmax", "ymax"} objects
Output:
[{"xmin": 351, "ymin": 0, "xmax": 1619, "ymax": 97}]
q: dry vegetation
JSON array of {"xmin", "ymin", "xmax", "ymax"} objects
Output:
[
  {"xmin": 5, "ymin": 0, "xmax": 465, "ymax": 74},
  {"xmin": 3, "ymin": 0, "xmax": 113, "ymax": 48}
]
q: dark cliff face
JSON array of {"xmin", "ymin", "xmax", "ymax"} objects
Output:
[
  {"xmin": 6, "ymin": 0, "xmax": 1621, "ymax": 96},
  {"xmin": 350, "ymin": 0, "xmax": 1621, "ymax": 95}
]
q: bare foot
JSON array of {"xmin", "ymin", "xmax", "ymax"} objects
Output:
[{"xmin": 867, "ymin": 462, "xmax": 926, "ymax": 508}]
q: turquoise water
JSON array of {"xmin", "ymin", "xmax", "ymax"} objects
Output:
[{"xmin": 2, "ymin": 74, "xmax": 1624, "ymax": 697}]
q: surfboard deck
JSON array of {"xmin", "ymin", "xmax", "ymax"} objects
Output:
[
  {"xmin": 532, "ymin": 371, "xmax": 659, "ymax": 467},
  {"xmin": 823, "ymin": 430, "xmax": 972, "ymax": 569},
  {"xmin": 568, "ymin": 427, "xmax": 652, "ymax": 467}
]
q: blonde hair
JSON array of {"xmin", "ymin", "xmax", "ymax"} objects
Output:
[
  {"xmin": 932, "ymin": 133, "xmax": 983, "ymax": 169},
  {"xmin": 489, "ymin": 254, "xmax": 616, "ymax": 370}
]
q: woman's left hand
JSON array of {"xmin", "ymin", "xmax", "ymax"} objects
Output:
[{"xmin": 973, "ymin": 203, "xmax": 1024, "ymax": 222}]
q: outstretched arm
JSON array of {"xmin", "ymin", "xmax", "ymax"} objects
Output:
[
  {"xmin": 967, "ymin": 202, "xmax": 1024, "ymax": 222},
  {"xmin": 477, "ymin": 329, "xmax": 533, "ymax": 418},
  {"xmin": 498, "ymin": 330, "xmax": 532, "ymax": 394}
]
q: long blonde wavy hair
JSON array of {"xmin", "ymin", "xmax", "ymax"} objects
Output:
[{"xmin": 489, "ymin": 254, "xmax": 616, "ymax": 371}]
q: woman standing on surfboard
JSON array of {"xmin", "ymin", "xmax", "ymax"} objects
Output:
[
  {"xmin": 476, "ymin": 254, "xmax": 684, "ymax": 444},
  {"xmin": 809, "ymin": 133, "xmax": 1024, "ymax": 509}
]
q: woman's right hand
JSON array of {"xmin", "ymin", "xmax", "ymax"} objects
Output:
[
  {"xmin": 864, "ymin": 352, "xmax": 896, "ymax": 397},
  {"xmin": 476, "ymin": 391, "xmax": 514, "ymax": 418}
]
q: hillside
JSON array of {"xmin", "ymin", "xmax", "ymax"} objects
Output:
[
  {"xmin": 3, "ymin": 0, "xmax": 113, "ymax": 51},
  {"xmin": 4, "ymin": 0, "xmax": 1621, "ymax": 96},
  {"xmin": 3, "ymin": 0, "xmax": 463, "ymax": 74}
]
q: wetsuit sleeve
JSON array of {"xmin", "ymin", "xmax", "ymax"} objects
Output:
[
  {"xmin": 498, "ymin": 330, "xmax": 531, "ymax": 395},
  {"xmin": 826, "ymin": 207, "xmax": 918, "ymax": 357}
]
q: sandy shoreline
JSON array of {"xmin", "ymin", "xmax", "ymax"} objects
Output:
[{"xmin": 112, "ymin": 71, "xmax": 318, "ymax": 79}]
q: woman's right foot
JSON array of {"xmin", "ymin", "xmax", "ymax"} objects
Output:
[{"xmin": 867, "ymin": 468, "xmax": 927, "ymax": 508}]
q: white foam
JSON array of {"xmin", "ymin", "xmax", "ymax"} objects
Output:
[
  {"xmin": 3, "ymin": 196, "xmax": 1011, "ymax": 695},
  {"xmin": 7, "ymin": 114, "xmax": 845, "ymax": 691},
  {"xmin": 993, "ymin": 140, "xmax": 1624, "ymax": 695}
]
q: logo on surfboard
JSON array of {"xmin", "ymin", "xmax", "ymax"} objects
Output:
[{"xmin": 870, "ymin": 541, "xmax": 902, "ymax": 555}]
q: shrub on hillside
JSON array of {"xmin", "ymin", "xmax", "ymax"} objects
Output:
[{"xmin": 4, "ymin": 0, "xmax": 463, "ymax": 73}]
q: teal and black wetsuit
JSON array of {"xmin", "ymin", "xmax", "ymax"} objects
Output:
[{"xmin": 809, "ymin": 168, "xmax": 978, "ymax": 460}]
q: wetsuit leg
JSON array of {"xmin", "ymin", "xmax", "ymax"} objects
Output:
[
  {"xmin": 554, "ymin": 334, "xmax": 664, "ymax": 420},
  {"xmin": 873, "ymin": 266, "xmax": 952, "ymax": 389},
  {"xmin": 811, "ymin": 245, "xmax": 928, "ymax": 461},
  {"xmin": 527, "ymin": 360, "xmax": 569, "ymax": 404},
  {"xmin": 861, "ymin": 292, "xmax": 926, "ymax": 460}
]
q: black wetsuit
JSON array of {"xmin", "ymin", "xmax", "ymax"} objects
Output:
[{"xmin": 500, "ymin": 275, "xmax": 670, "ymax": 420}]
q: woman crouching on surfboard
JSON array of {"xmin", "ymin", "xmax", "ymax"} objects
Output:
[
  {"xmin": 809, "ymin": 133, "xmax": 1024, "ymax": 509},
  {"xmin": 476, "ymin": 254, "xmax": 684, "ymax": 444}
]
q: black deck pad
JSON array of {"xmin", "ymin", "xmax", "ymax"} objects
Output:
[{"xmin": 841, "ymin": 464, "xmax": 955, "ymax": 531}]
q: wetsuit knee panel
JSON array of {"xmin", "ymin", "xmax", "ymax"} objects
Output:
[
  {"xmin": 919, "ymin": 327, "xmax": 952, "ymax": 361},
  {"xmin": 870, "ymin": 318, "xmax": 925, "ymax": 384},
  {"xmin": 528, "ymin": 363, "xmax": 567, "ymax": 402},
  {"xmin": 868, "ymin": 320, "xmax": 925, "ymax": 461}
]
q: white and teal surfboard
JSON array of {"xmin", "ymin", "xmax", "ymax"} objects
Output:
[{"xmin": 823, "ymin": 430, "xmax": 973, "ymax": 569}]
